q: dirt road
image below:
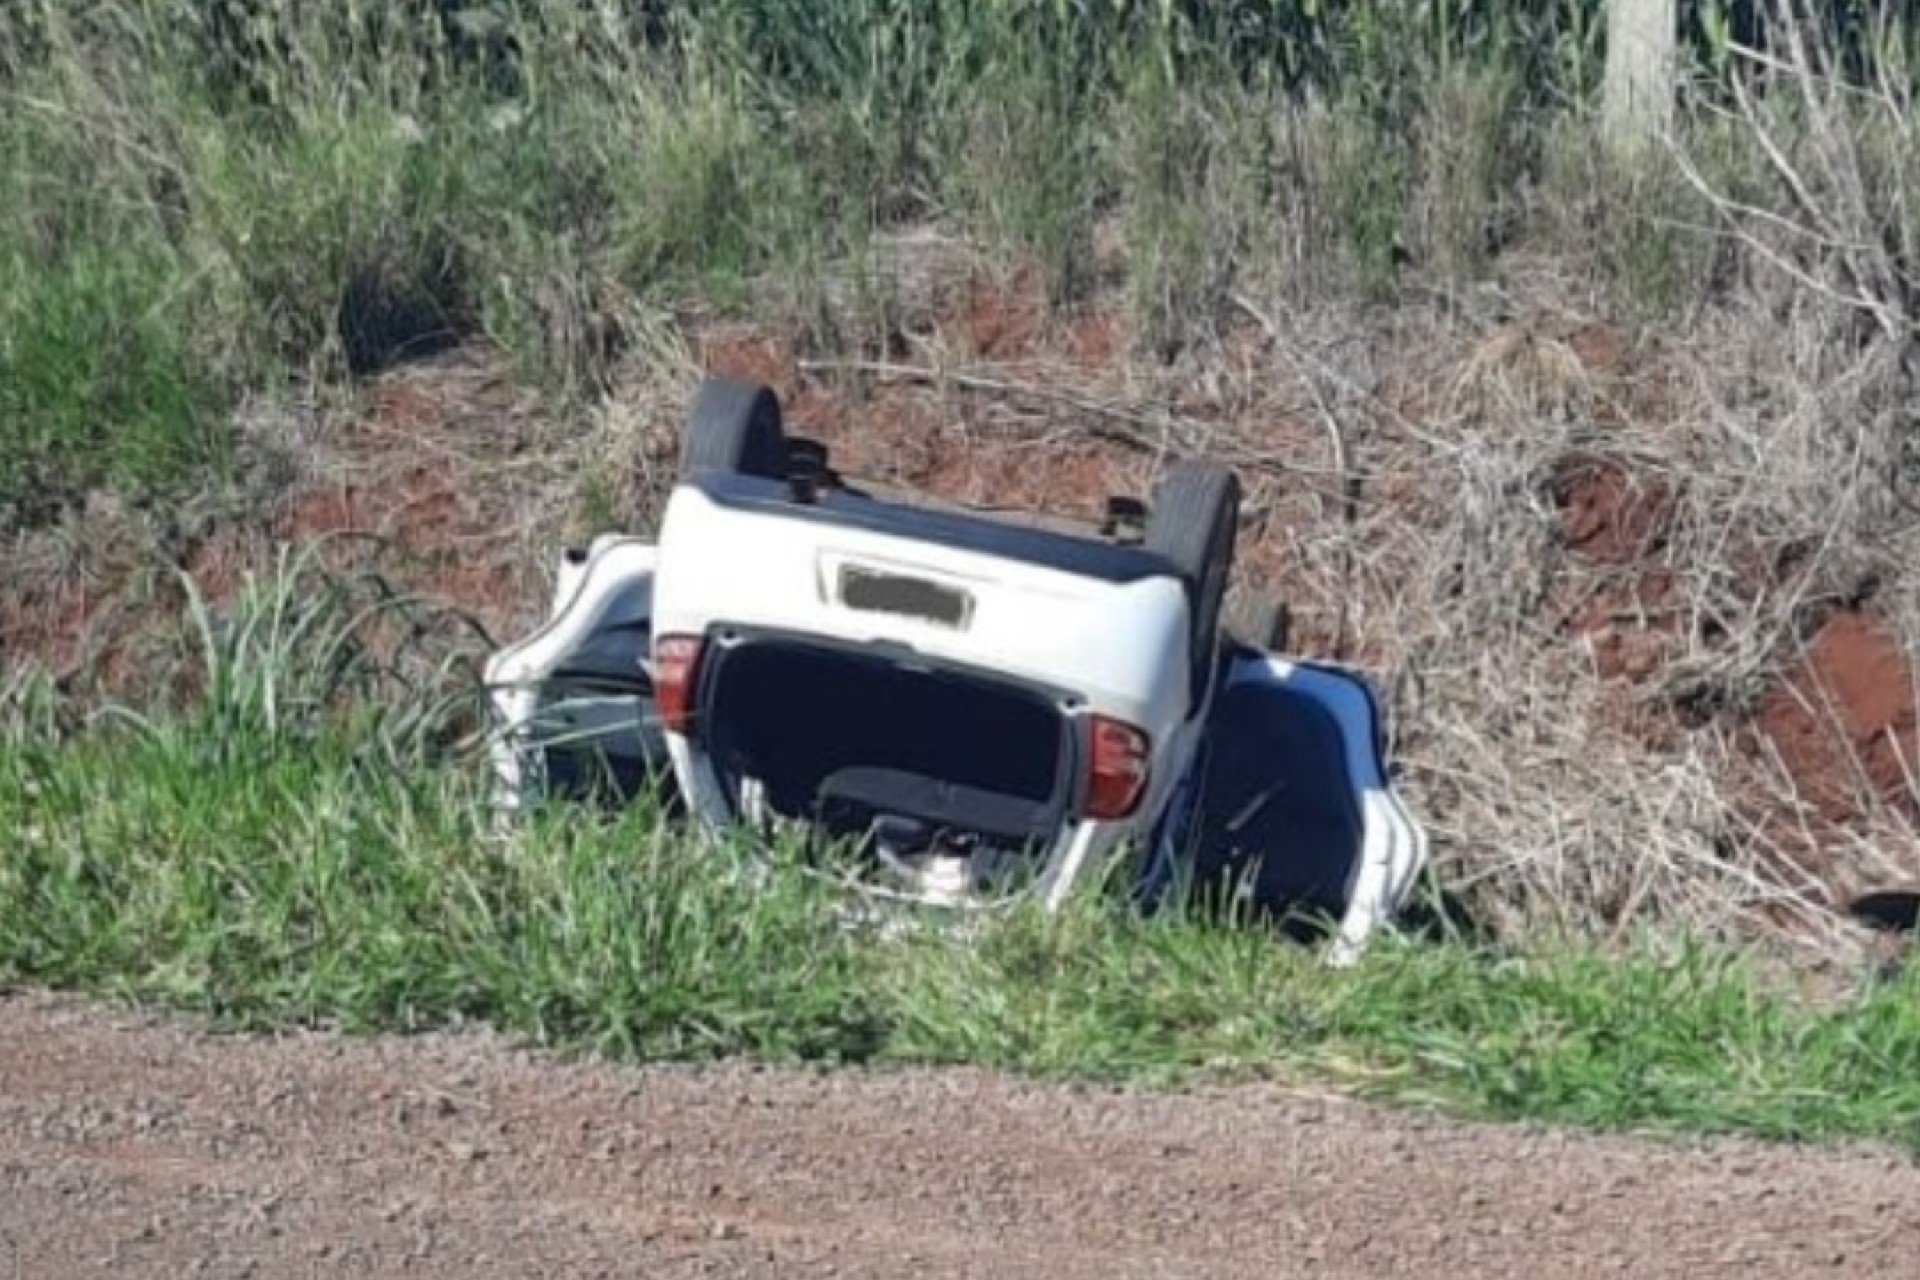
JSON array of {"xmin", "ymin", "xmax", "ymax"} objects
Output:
[{"xmin": 1, "ymin": 994, "xmax": 1915, "ymax": 1278}]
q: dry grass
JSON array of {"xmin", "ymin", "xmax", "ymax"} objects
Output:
[{"xmin": 628, "ymin": 227, "xmax": 1917, "ymax": 967}]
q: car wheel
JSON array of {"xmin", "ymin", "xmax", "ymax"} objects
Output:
[
  {"xmin": 680, "ymin": 375, "xmax": 788, "ymax": 481},
  {"xmin": 1146, "ymin": 460, "xmax": 1240, "ymax": 707},
  {"xmin": 1226, "ymin": 592, "xmax": 1290, "ymax": 653}
]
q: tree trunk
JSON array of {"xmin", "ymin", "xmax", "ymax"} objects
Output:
[{"xmin": 1603, "ymin": 0, "xmax": 1678, "ymax": 152}]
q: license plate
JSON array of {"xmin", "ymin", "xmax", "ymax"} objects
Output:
[{"xmin": 838, "ymin": 565, "xmax": 973, "ymax": 628}]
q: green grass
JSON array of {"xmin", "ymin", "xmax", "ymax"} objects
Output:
[
  {"xmin": 13, "ymin": 0, "xmax": 1879, "ymax": 522},
  {"xmin": 0, "ymin": 92, "xmax": 219, "ymax": 520},
  {"xmin": 0, "ymin": 227, "xmax": 216, "ymax": 521},
  {"xmin": 6, "ymin": 705, "xmax": 1919, "ymax": 1151},
  {"xmin": 2, "ymin": 551, "xmax": 1917, "ymax": 1154}
]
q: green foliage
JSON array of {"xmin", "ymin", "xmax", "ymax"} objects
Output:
[
  {"xmin": 6, "ymin": 690, "xmax": 1920, "ymax": 1145},
  {"xmin": 0, "ymin": 48, "xmax": 217, "ymax": 518},
  {"xmin": 0, "ymin": 220, "xmax": 214, "ymax": 521},
  {"xmin": 165, "ymin": 538, "xmax": 493, "ymax": 765},
  {"xmin": 944, "ymin": 38, "xmax": 1104, "ymax": 302},
  {"xmin": 5, "ymin": 0, "xmax": 1920, "ymax": 524}
]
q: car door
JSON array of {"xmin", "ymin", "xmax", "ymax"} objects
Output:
[
  {"xmin": 1185, "ymin": 649, "xmax": 1429, "ymax": 961},
  {"xmin": 484, "ymin": 537, "xmax": 668, "ymax": 812}
]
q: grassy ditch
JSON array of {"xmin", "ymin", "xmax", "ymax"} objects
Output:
[
  {"xmin": 2, "ymin": 554, "xmax": 1917, "ymax": 1154},
  {"xmin": 5, "ymin": 703, "xmax": 1918, "ymax": 1152},
  {"xmin": 5, "ymin": 0, "xmax": 1920, "ymax": 1151}
]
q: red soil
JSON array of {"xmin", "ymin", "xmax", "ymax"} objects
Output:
[
  {"xmin": 1544, "ymin": 452, "xmax": 1679, "ymax": 709},
  {"xmin": 1550, "ymin": 443, "xmax": 1919, "ymax": 859},
  {"xmin": 1758, "ymin": 611, "xmax": 1919, "ymax": 824},
  {"xmin": 1552, "ymin": 453, "xmax": 1674, "ymax": 565},
  {"xmin": 959, "ymin": 266, "xmax": 1046, "ymax": 360}
]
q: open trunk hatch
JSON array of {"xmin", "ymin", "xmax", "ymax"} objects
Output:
[{"xmin": 699, "ymin": 634, "xmax": 1071, "ymax": 856}]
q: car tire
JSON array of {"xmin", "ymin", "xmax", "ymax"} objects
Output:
[
  {"xmin": 1146, "ymin": 460, "xmax": 1240, "ymax": 706},
  {"xmin": 1227, "ymin": 592, "xmax": 1290, "ymax": 653},
  {"xmin": 680, "ymin": 375, "xmax": 788, "ymax": 481}
]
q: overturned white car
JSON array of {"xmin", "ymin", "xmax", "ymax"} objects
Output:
[{"xmin": 485, "ymin": 376, "xmax": 1427, "ymax": 960}]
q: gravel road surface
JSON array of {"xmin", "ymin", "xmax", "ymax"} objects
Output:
[{"xmin": 2, "ymin": 994, "xmax": 1916, "ymax": 1278}]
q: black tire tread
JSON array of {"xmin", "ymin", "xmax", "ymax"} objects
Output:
[
  {"xmin": 680, "ymin": 376, "xmax": 787, "ymax": 480},
  {"xmin": 1146, "ymin": 460, "xmax": 1241, "ymax": 704},
  {"xmin": 1227, "ymin": 593, "xmax": 1290, "ymax": 652}
]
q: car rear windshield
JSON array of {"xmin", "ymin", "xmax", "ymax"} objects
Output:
[{"xmin": 701, "ymin": 638, "xmax": 1066, "ymax": 837}]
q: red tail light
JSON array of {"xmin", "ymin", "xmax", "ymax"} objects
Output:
[
  {"xmin": 1085, "ymin": 715, "xmax": 1150, "ymax": 820},
  {"xmin": 653, "ymin": 633, "xmax": 704, "ymax": 735}
]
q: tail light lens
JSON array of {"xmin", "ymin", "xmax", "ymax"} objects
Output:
[
  {"xmin": 1085, "ymin": 715, "xmax": 1150, "ymax": 820},
  {"xmin": 653, "ymin": 633, "xmax": 704, "ymax": 735}
]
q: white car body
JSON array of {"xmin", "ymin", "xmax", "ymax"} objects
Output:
[
  {"xmin": 486, "ymin": 470, "xmax": 1429, "ymax": 961},
  {"xmin": 649, "ymin": 472, "xmax": 1213, "ymax": 911}
]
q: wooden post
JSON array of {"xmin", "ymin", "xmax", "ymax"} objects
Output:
[{"xmin": 1603, "ymin": 0, "xmax": 1678, "ymax": 152}]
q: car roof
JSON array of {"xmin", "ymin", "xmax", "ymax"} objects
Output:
[{"xmin": 688, "ymin": 472, "xmax": 1180, "ymax": 586}]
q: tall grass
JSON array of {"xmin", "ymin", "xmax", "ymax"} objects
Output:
[
  {"xmin": 19, "ymin": 0, "xmax": 1898, "ymax": 521},
  {"xmin": 0, "ymin": 45, "xmax": 216, "ymax": 522}
]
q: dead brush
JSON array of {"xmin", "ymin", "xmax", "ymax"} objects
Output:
[
  {"xmin": 1439, "ymin": 323, "xmax": 1606, "ymax": 427},
  {"xmin": 482, "ymin": 213, "xmax": 1920, "ymax": 965},
  {"xmin": 1405, "ymin": 653, "xmax": 1831, "ymax": 948},
  {"xmin": 571, "ymin": 306, "xmax": 701, "ymax": 539},
  {"xmin": 1352, "ymin": 327, "xmax": 1781, "ymax": 947},
  {"xmin": 1198, "ymin": 290, "xmax": 1898, "ymax": 959}
]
